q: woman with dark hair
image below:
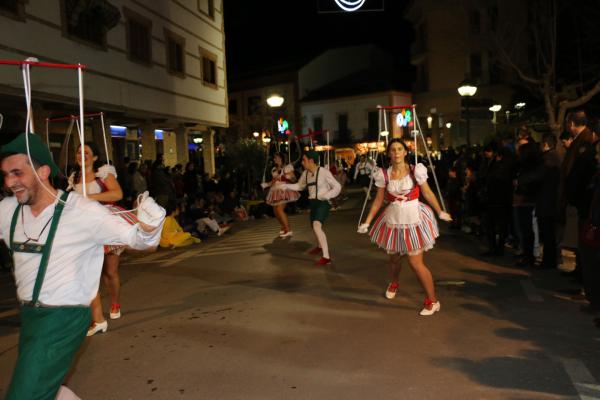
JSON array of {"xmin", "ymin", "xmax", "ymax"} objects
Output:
[
  {"xmin": 67, "ymin": 142, "xmax": 137, "ymax": 336},
  {"xmin": 263, "ymin": 152, "xmax": 299, "ymax": 237},
  {"xmin": 358, "ymin": 139, "xmax": 451, "ymax": 316}
]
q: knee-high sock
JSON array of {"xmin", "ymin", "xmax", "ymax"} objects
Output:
[{"xmin": 312, "ymin": 221, "xmax": 330, "ymax": 258}]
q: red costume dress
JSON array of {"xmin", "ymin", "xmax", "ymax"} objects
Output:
[
  {"xmin": 369, "ymin": 163, "xmax": 439, "ymax": 255},
  {"xmin": 266, "ymin": 164, "xmax": 300, "ymax": 206}
]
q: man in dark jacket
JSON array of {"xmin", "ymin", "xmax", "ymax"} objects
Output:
[
  {"xmin": 535, "ymin": 133, "xmax": 561, "ymax": 269},
  {"xmin": 561, "ymin": 111, "xmax": 596, "ymax": 278}
]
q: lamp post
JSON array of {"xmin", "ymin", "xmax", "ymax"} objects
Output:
[
  {"xmin": 266, "ymin": 93, "xmax": 284, "ymax": 155},
  {"xmin": 457, "ymin": 77, "xmax": 477, "ymax": 146},
  {"xmin": 489, "ymin": 104, "xmax": 502, "ymax": 133}
]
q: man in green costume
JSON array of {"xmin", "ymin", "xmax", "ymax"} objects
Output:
[
  {"xmin": 0, "ymin": 133, "xmax": 165, "ymax": 399},
  {"xmin": 281, "ymin": 151, "xmax": 341, "ymax": 265}
]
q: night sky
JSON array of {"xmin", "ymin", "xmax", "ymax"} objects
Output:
[{"xmin": 223, "ymin": 0, "xmax": 413, "ymax": 79}]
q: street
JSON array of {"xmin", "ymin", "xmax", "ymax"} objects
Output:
[{"xmin": 1, "ymin": 194, "xmax": 599, "ymax": 400}]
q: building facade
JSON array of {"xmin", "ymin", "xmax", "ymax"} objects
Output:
[
  {"xmin": 406, "ymin": 0, "xmax": 528, "ymax": 147},
  {"xmin": 0, "ymin": 0, "xmax": 228, "ymax": 174}
]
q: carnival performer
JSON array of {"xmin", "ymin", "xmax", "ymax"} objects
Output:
[
  {"xmin": 358, "ymin": 139, "xmax": 452, "ymax": 316},
  {"xmin": 67, "ymin": 142, "xmax": 136, "ymax": 336},
  {"xmin": 354, "ymin": 154, "xmax": 374, "ymax": 198},
  {"xmin": 281, "ymin": 151, "xmax": 341, "ymax": 265},
  {"xmin": 1, "ymin": 133, "xmax": 164, "ymax": 400},
  {"xmin": 262, "ymin": 152, "xmax": 299, "ymax": 237}
]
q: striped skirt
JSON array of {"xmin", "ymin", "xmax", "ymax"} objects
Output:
[
  {"xmin": 104, "ymin": 204, "xmax": 139, "ymax": 255},
  {"xmin": 266, "ymin": 188, "xmax": 300, "ymax": 206},
  {"xmin": 369, "ymin": 202, "xmax": 439, "ymax": 255}
]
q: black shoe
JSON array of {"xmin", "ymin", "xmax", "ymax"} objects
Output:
[
  {"xmin": 580, "ymin": 304, "xmax": 600, "ymax": 314},
  {"xmin": 516, "ymin": 257, "xmax": 535, "ymax": 267}
]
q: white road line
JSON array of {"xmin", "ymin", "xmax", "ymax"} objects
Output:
[
  {"xmin": 520, "ymin": 279, "xmax": 544, "ymax": 302},
  {"xmin": 560, "ymin": 358, "xmax": 600, "ymax": 399}
]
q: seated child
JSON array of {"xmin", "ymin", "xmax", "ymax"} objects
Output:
[{"xmin": 160, "ymin": 204, "xmax": 201, "ymax": 249}]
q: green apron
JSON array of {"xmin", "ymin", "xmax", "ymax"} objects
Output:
[
  {"xmin": 6, "ymin": 192, "xmax": 91, "ymax": 400},
  {"xmin": 307, "ymin": 168, "xmax": 331, "ymax": 223}
]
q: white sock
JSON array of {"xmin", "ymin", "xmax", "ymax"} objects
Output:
[{"xmin": 312, "ymin": 221, "xmax": 330, "ymax": 258}]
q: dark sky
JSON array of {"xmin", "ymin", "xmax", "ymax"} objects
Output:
[{"xmin": 223, "ymin": 0, "xmax": 413, "ymax": 78}]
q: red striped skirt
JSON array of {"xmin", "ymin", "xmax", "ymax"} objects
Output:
[
  {"xmin": 266, "ymin": 188, "xmax": 300, "ymax": 206},
  {"xmin": 368, "ymin": 202, "xmax": 439, "ymax": 255},
  {"xmin": 104, "ymin": 204, "xmax": 139, "ymax": 255}
]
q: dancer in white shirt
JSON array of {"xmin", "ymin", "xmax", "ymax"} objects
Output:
[
  {"xmin": 358, "ymin": 139, "xmax": 451, "ymax": 316},
  {"xmin": 282, "ymin": 151, "xmax": 341, "ymax": 265},
  {"xmin": 1, "ymin": 133, "xmax": 165, "ymax": 399},
  {"xmin": 263, "ymin": 152, "xmax": 299, "ymax": 237}
]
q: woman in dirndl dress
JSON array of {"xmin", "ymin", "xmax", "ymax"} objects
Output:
[
  {"xmin": 68, "ymin": 142, "xmax": 138, "ymax": 335},
  {"xmin": 358, "ymin": 139, "xmax": 452, "ymax": 316},
  {"xmin": 265, "ymin": 153, "xmax": 299, "ymax": 237}
]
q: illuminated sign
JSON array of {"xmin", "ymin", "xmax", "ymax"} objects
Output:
[
  {"xmin": 277, "ymin": 118, "xmax": 289, "ymax": 134},
  {"xmin": 396, "ymin": 109, "xmax": 413, "ymax": 127},
  {"xmin": 317, "ymin": 0, "xmax": 384, "ymax": 13}
]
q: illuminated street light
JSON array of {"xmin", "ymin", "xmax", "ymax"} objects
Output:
[
  {"xmin": 253, "ymin": 131, "xmax": 260, "ymax": 138},
  {"xmin": 266, "ymin": 94, "xmax": 284, "ymax": 108},
  {"xmin": 262, "ymin": 136, "xmax": 271, "ymax": 144},
  {"xmin": 445, "ymin": 122, "xmax": 452, "ymax": 129},
  {"xmin": 515, "ymin": 102, "xmax": 526, "ymax": 110},
  {"xmin": 458, "ymin": 77, "xmax": 478, "ymax": 146},
  {"xmin": 380, "ymin": 130, "xmax": 389, "ymax": 137},
  {"xmin": 427, "ymin": 115, "xmax": 433, "ymax": 129},
  {"xmin": 489, "ymin": 104, "xmax": 502, "ymax": 132}
]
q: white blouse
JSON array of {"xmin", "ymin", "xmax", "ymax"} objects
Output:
[
  {"xmin": 67, "ymin": 164, "xmax": 117, "ymax": 194},
  {"xmin": 373, "ymin": 163, "xmax": 429, "ymax": 226}
]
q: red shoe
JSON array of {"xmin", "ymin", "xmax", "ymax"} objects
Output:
[
  {"xmin": 315, "ymin": 257, "xmax": 331, "ymax": 266},
  {"xmin": 308, "ymin": 247, "xmax": 322, "ymax": 255}
]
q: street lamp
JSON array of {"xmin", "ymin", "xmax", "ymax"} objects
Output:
[
  {"xmin": 489, "ymin": 104, "xmax": 502, "ymax": 132},
  {"xmin": 253, "ymin": 131, "xmax": 260, "ymax": 138},
  {"xmin": 457, "ymin": 77, "xmax": 478, "ymax": 146},
  {"xmin": 266, "ymin": 94, "xmax": 284, "ymax": 108}
]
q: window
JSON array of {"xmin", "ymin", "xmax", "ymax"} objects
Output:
[
  {"xmin": 337, "ymin": 113, "xmax": 351, "ymax": 143},
  {"xmin": 208, "ymin": 0, "xmax": 215, "ymax": 18},
  {"xmin": 247, "ymin": 96, "xmax": 261, "ymax": 116},
  {"xmin": 62, "ymin": 0, "xmax": 120, "ymax": 48},
  {"xmin": 200, "ymin": 48, "xmax": 217, "ymax": 87},
  {"xmin": 229, "ymin": 99, "xmax": 237, "ymax": 114},
  {"xmin": 488, "ymin": 5, "xmax": 498, "ymax": 32},
  {"xmin": 415, "ymin": 62, "xmax": 428, "ymax": 92},
  {"xmin": 469, "ymin": 10, "xmax": 480, "ymax": 34},
  {"xmin": 198, "ymin": 0, "xmax": 215, "ymax": 19},
  {"xmin": 368, "ymin": 111, "xmax": 379, "ymax": 139},
  {"xmin": 313, "ymin": 115, "xmax": 323, "ymax": 132},
  {"xmin": 165, "ymin": 29, "xmax": 185, "ymax": 76},
  {"xmin": 470, "ymin": 53, "xmax": 482, "ymax": 80},
  {"xmin": 0, "ymin": 0, "xmax": 25, "ymax": 20},
  {"xmin": 125, "ymin": 8, "xmax": 152, "ymax": 64}
]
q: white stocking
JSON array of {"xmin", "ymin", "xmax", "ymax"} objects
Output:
[{"xmin": 312, "ymin": 221, "xmax": 330, "ymax": 259}]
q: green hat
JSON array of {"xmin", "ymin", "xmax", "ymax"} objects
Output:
[
  {"xmin": 1, "ymin": 133, "xmax": 60, "ymax": 177},
  {"xmin": 304, "ymin": 150, "xmax": 319, "ymax": 163}
]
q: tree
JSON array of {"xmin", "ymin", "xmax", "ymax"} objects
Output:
[
  {"xmin": 222, "ymin": 138, "xmax": 267, "ymax": 194},
  {"xmin": 492, "ymin": 0, "xmax": 600, "ymax": 135}
]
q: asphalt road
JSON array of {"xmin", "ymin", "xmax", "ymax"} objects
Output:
[{"xmin": 0, "ymin": 192, "xmax": 599, "ymax": 399}]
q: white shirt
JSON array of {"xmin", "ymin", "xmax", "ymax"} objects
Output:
[
  {"xmin": 354, "ymin": 160, "xmax": 374, "ymax": 180},
  {"xmin": 373, "ymin": 163, "xmax": 429, "ymax": 226},
  {"xmin": 67, "ymin": 164, "xmax": 117, "ymax": 194},
  {"xmin": 0, "ymin": 191, "xmax": 162, "ymax": 306},
  {"xmin": 285, "ymin": 167, "xmax": 341, "ymax": 200}
]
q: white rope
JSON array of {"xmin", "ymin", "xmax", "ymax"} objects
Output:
[
  {"xmin": 99, "ymin": 112, "xmax": 110, "ymax": 165},
  {"xmin": 63, "ymin": 118, "xmax": 75, "ymax": 177},
  {"xmin": 357, "ymin": 106, "xmax": 385, "ymax": 228},
  {"xmin": 18, "ymin": 60, "xmax": 138, "ymax": 215},
  {"xmin": 77, "ymin": 66, "xmax": 87, "ymax": 198},
  {"xmin": 413, "ymin": 112, "xmax": 447, "ymax": 212}
]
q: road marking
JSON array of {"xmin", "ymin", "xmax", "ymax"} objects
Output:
[
  {"xmin": 520, "ymin": 279, "xmax": 544, "ymax": 302},
  {"xmin": 560, "ymin": 358, "xmax": 600, "ymax": 399}
]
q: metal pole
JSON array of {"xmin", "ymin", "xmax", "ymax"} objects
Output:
[{"xmin": 466, "ymin": 97, "xmax": 471, "ymax": 146}]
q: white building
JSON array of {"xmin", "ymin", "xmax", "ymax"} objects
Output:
[{"xmin": 0, "ymin": 0, "xmax": 228, "ymax": 174}]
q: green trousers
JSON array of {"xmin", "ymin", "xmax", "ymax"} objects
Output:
[
  {"xmin": 6, "ymin": 305, "xmax": 91, "ymax": 400},
  {"xmin": 309, "ymin": 199, "xmax": 331, "ymax": 224}
]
